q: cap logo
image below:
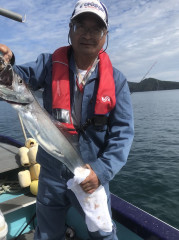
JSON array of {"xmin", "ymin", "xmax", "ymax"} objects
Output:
[{"xmin": 80, "ymin": 2, "xmax": 105, "ymax": 13}]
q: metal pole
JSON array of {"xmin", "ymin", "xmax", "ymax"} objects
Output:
[{"xmin": 0, "ymin": 8, "xmax": 25, "ymax": 22}]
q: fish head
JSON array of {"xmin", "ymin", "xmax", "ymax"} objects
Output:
[{"xmin": 0, "ymin": 57, "xmax": 33, "ymax": 105}]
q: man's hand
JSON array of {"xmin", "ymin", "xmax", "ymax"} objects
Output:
[
  {"xmin": 0, "ymin": 44, "xmax": 13, "ymax": 64},
  {"xmin": 80, "ymin": 164, "xmax": 100, "ymax": 194}
]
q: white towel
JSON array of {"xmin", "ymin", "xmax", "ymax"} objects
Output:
[{"xmin": 67, "ymin": 167, "xmax": 113, "ymax": 232}]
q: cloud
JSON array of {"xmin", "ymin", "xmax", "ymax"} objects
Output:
[
  {"xmin": 105, "ymin": 0, "xmax": 179, "ymax": 82},
  {"xmin": 0, "ymin": 0, "xmax": 73, "ymax": 62},
  {"xmin": 0, "ymin": 0, "xmax": 179, "ymax": 82}
]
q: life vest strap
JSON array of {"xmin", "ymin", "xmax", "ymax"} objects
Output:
[{"xmin": 76, "ymin": 115, "xmax": 109, "ymax": 133}]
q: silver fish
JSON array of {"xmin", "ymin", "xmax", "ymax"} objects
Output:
[{"xmin": 0, "ymin": 57, "xmax": 84, "ymax": 173}]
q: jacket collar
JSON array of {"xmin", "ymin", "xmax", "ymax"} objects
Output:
[{"xmin": 69, "ymin": 49, "xmax": 99, "ymax": 82}]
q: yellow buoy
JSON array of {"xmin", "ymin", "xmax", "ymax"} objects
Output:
[
  {"xmin": 25, "ymin": 138, "xmax": 37, "ymax": 149},
  {"xmin": 18, "ymin": 170, "xmax": 31, "ymax": 188},
  {"xmin": 18, "ymin": 147, "xmax": 30, "ymax": 167},
  {"xmin": 30, "ymin": 164, "xmax": 41, "ymax": 180},
  {"xmin": 28, "ymin": 144, "xmax": 38, "ymax": 164},
  {"xmin": 30, "ymin": 180, "xmax": 39, "ymax": 196}
]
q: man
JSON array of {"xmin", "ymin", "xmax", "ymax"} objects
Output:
[{"xmin": 0, "ymin": 0, "xmax": 134, "ymax": 239}]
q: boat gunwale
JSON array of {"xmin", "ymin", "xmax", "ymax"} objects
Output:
[
  {"xmin": 0, "ymin": 135, "xmax": 22, "ymax": 148},
  {"xmin": 111, "ymin": 194, "xmax": 179, "ymax": 240}
]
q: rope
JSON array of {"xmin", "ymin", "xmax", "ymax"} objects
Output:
[
  {"xmin": 18, "ymin": 113, "xmax": 27, "ymax": 141},
  {"xmin": 0, "ymin": 180, "xmax": 21, "ymax": 194}
]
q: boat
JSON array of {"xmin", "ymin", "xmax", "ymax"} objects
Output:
[{"xmin": 0, "ymin": 135, "xmax": 179, "ymax": 240}]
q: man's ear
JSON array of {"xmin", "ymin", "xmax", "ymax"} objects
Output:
[
  {"xmin": 69, "ymin": 22, "xmax": 73, "ymax": 30},
  {"xmin": 69, "ymin": 23, "xmax": 73, "ymax": 36},
  {"xmin": 68, "ymin": 29, "xmax": 72, "ymax": 45}
]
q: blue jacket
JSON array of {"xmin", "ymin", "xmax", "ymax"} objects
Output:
[{"xmin": 14, "ymin": 50, "xmax": 134, "ymax": 186}]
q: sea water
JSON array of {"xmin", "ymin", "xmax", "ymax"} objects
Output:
[
  {"xmin": 110, "ymin": 89, "xmax": 179, "ymax": 229},
  {"xmin": 0, "ymin": 89, "xmax": 179, "ymax": 229}
]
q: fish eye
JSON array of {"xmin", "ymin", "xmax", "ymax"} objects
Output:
[{"xmin": 19, "ymin": 79, "xmax": 23, "ymax": 84}]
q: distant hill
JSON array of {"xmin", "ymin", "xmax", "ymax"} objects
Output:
[{"xmin": 128, "ymin": 78, "xmax": 179, "ymax": 93}]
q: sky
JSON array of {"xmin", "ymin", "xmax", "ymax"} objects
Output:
[{"xmin": 0, "ymin": 0, "xmax": 179, "ymax": 83}]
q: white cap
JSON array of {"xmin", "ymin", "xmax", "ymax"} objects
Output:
[{"xmin": 71, "ymin": 0, "xmax": 108, "ymax": 28}]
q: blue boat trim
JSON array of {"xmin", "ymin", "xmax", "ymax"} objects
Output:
[
  {"xmin": 111, "ymin": 194, "xmax": 179, "ymax": 240},
  {"xmin": 0, "ymin": 135, "xmax": 22, "ymax": 148}
]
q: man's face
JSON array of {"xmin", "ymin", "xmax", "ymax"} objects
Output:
[{"xmin": 70, "ymin": 13, "xmax": 107, "ymax": 58}]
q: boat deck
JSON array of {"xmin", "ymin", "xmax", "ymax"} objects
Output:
[
  {"xmin": 0, "ymin": 136, "xmax": 22, "ymax": 173},
  {"xmin": 14, "ymin": 230, "xmax": 82, "ymax": 240},
  {"xmin": 13, "ymin": 230, "xmax": 35, "ymax": 240}
]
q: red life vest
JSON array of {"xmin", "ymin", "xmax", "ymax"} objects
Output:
[{"xmin": 52, "ymin": 46, "xmax": 116, "ymax": 134}]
